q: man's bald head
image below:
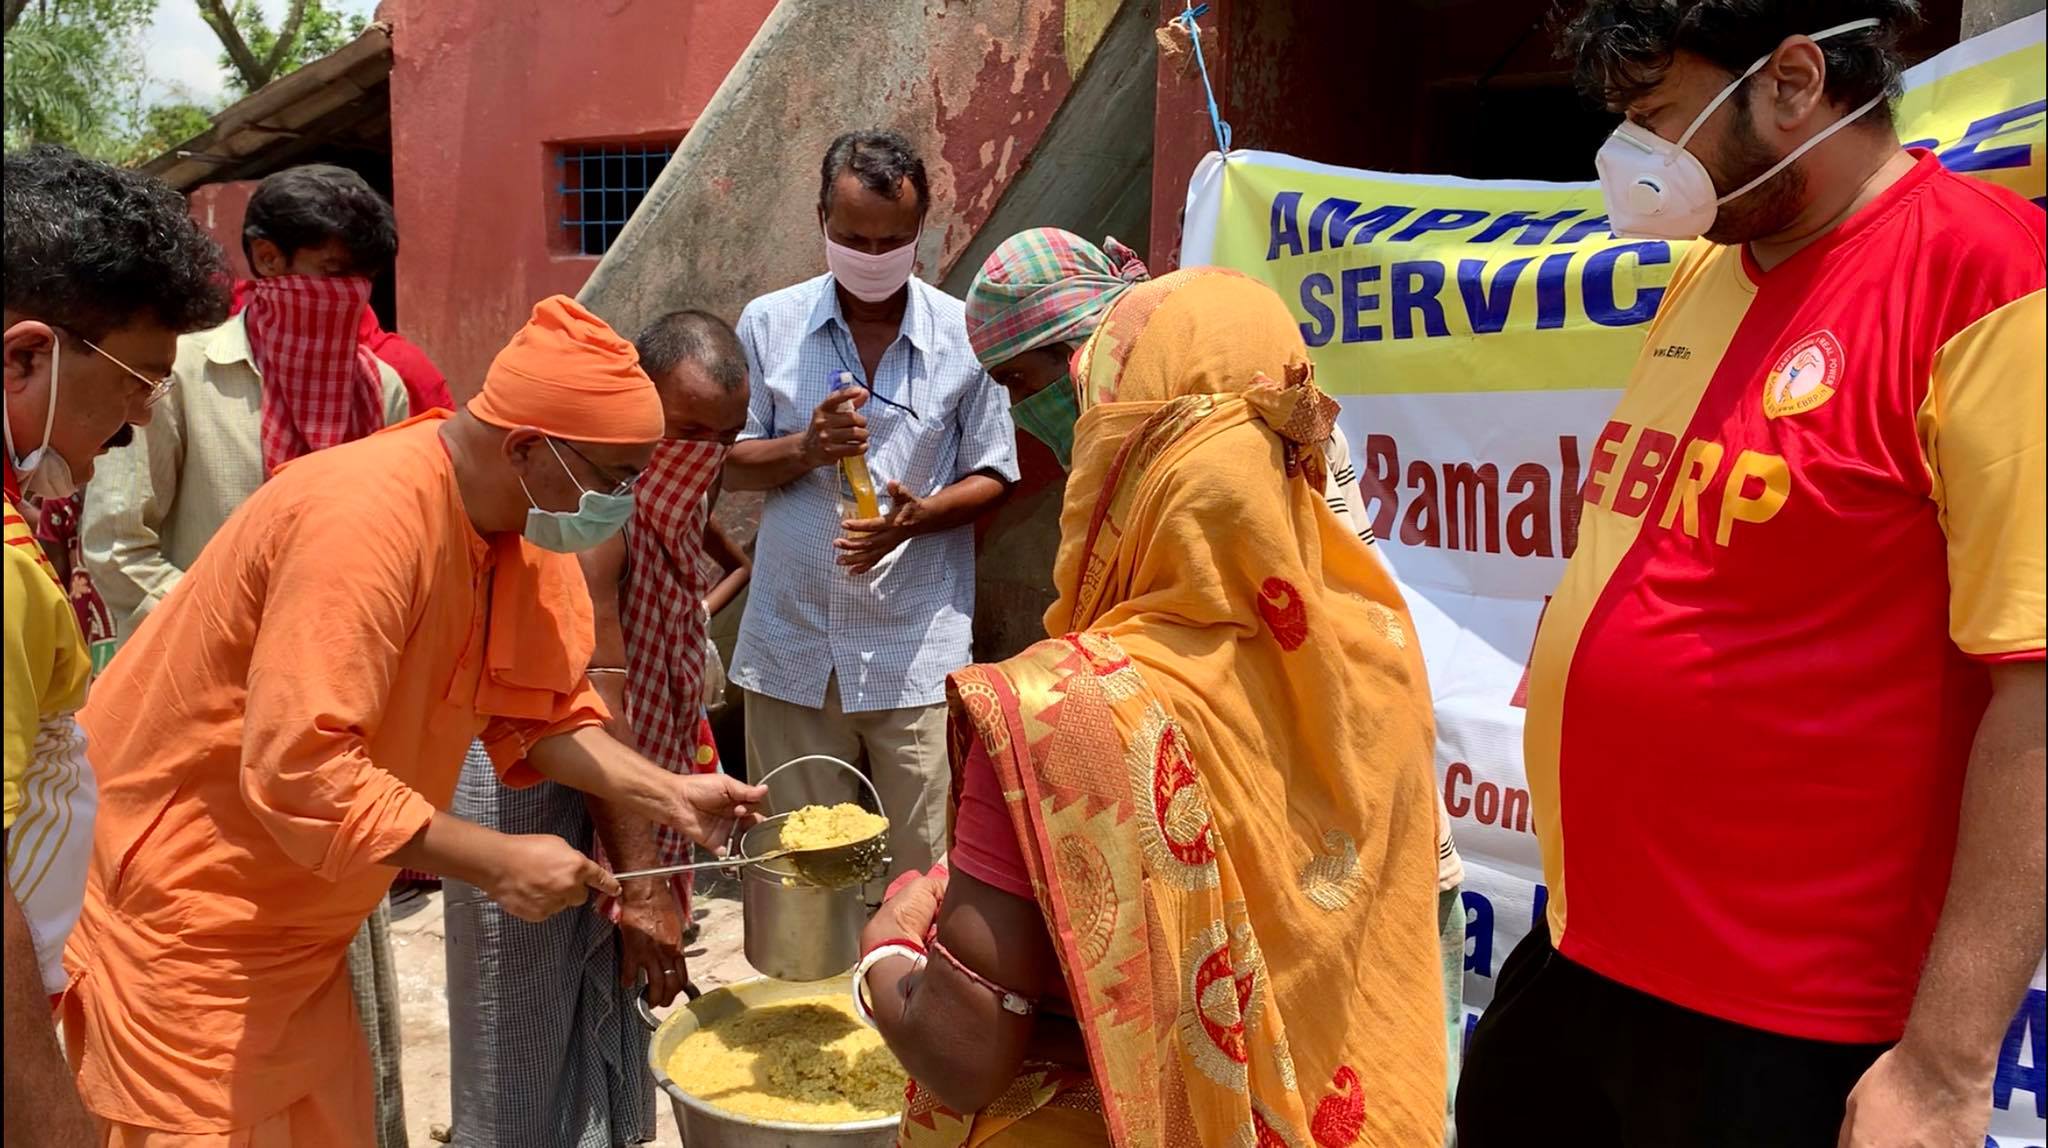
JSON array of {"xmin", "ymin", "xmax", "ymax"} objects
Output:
[{"xmin": 634, "ymin": 310, "xmax": 749, "ymax": 445}]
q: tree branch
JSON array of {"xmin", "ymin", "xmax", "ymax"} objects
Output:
[
  {"xmin": 258, "ymin": 0, "xmax": 307, "ymax": 81},
  {"xmin": 194, "ymin": 0, "xmax": 270, "ymax": 91},
  {"xmin": 5, "ymin": 0, "xmax": 34, "ymax": 35}
]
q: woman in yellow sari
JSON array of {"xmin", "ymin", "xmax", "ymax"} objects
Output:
[{"xmin": 858, "ymin": 267, "xmax": 1446, "ymax": 1146}]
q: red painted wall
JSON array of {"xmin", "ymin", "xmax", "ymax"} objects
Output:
[
  {"xmin": 377, "ymin": 0, "xmax": 776, "ymax": 399},
  {"xmin": 187, "ymin": 181, "xmax": 259, "ymax": 282}
]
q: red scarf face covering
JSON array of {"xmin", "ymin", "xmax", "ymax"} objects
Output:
[
  {"xmin": 622, "ymin": 440, "xmax": 726, "ymax": 767},
  {"xmin": 588, "ymin": 438, "xmax": 728, "ymax": 920},
  {"xmin": 241, "ymin": 275, "xmax": 385, "ymax": 475}
]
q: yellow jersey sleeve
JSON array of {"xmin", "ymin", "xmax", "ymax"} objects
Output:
[
  {"xmin": 1637, "ymin": 238, "xmax": 1718, "ymax": 348},
  {"xmin": 4, "ymin": 500, "xmax": 93, "ymax": 829},
  {"xmin": 1919, "ymin": 288, "xmax": 2047, "ymax": 659}
]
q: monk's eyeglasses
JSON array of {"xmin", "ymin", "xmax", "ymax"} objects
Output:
[{"xmin": 550, "ymin": 437, "xmax": 639, "ymax": 497}]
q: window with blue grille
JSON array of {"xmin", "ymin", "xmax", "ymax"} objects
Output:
[{"xmin": 555, "ymin": 141, "xmax": 679, "ymax": 256}]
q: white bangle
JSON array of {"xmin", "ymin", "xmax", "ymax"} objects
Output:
[{"xmin": 850, "ymin": 943, "xmax": 926, "ymax": 1030}]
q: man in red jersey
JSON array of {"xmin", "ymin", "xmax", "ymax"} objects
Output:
[{"xmin": 1458, "ymin": 5, "xmax": 2044, "ymax": 1147}]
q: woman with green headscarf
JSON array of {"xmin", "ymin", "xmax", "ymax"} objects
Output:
[{"xmin": 963, "ymin": 228, "xmax": 1151, "ymax": 470}]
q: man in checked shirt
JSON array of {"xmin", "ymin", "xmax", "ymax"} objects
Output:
[{"xmin": 724, "ymin": 130, "xmax": 1018, "ymax": 881}]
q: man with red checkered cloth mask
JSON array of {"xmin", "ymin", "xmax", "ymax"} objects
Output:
[{"xmin": 440, "ymin": 309, "xmax": 751, "ymax": 1148}]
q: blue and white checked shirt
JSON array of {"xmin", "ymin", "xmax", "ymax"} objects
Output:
[{"xmin": 730, "ymin": 274, "xmax": 1019, "ymax": 714}]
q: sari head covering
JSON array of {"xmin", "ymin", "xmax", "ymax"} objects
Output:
[
  {"xmin": 963, "ymin": 228, "xmax": 1150, "ymax": 371},
  {"xmin": 916, "ymin": 268, "xmax": 1446, "ymax": 1146}
]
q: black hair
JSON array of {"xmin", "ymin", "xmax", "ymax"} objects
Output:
[
  {"xmin": 1560, "ymin": 0, "xmax": 1920, "ymax": 122},
  {"xmin": 817, "ymin": 129, "xmax": 929, "ymax": 218},
  {"xmin": 242, "ymin": 163, "xmax": 398, "ymax": 277},
  {"xmin": 3, "ymin": 144, "xmax": 231, "ymax": 341},
  {"xmin": 635, "ymin": 309, "xmax": 747, "ymax": 393}
]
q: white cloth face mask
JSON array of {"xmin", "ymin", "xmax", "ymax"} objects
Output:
[
  {"xmin": 4, "ymin": 335, "xmax": 77, "ymax": 500},
  {"xmin": 824, "ymin": 228, "xmax": 920, "ymax": 303}
]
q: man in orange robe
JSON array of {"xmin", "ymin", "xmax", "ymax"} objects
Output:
[{"xmin": 61, "ymin": 296, "xmax": 765, "ymax": 1146}]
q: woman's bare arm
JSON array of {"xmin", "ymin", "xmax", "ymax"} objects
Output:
[{"xmin": 865, "ymin": 869, "xmax": 1064, "ymax": 1112}]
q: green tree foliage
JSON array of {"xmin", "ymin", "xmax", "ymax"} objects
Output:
[
  {"xmin": 124, "ymin": 98, "xmax": 213, "ymax": 159},
  {"xmin": 5, "ymin": 0, "xmax": 368, "ymax": 165},
  {"xmin": 2, "ymin": 0, "xmax": 156, "ymax": 159}
]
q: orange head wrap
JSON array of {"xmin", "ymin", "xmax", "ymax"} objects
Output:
[{"xmin": 468, "ymin": 295, "xmax": 663, "ymax": 443}]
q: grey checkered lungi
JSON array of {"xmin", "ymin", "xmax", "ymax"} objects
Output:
[
  {"xmin": 349, "ymin": 900, "xmax": 408, "ymax": 1148},
  {"xmin": 442, "ymin": 741, "xmax": 656, "ymax": 1147}
]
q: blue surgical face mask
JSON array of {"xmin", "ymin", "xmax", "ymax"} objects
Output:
[{"xmin": 520, "ymin": 438, "xmax": 634, "ymax": 553}]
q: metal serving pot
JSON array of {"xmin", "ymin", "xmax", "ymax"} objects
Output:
[
  {"xmin": 640, "ymin": 975, "xmax": 900, "ymax": 1147},
  {"xmin": 740, "ymin": 756, "xmax": 889, "ymax": 983},
  {"xmin": 740, "ymin": 844, "xmax": 869, "ymax": 983}
]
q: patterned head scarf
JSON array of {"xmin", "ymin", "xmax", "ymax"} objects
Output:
[
  {"xmin": 1051, "ymin": 267, "xmax": 1342, "ymax": 636},
  {"xmin": 963, "ymin": 228, "xmax": 1150, "ymax": 371}
]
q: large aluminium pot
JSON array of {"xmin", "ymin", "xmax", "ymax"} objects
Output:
[{"xmin": 641, "ymin": 975, "xmax": 900, "ymax": 1147}]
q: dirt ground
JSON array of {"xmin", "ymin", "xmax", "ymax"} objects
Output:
[{"xmin": 387, "ymin": 876, "xmax": 764, "ymax": 1148}]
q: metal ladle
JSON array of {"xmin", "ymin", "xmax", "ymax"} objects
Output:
[
  {"xmin": 446, "ymin": 756, "xmax": 891, "ymax": 910},
  {"xmin": 613, "ymin": 755, "xmax": 891, "ymax": 889}
]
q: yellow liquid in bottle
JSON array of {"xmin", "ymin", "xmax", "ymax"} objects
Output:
[
  {"xmin": 841, "ymin": 456, "xmax": 880, "ymax": 519},
  {"xmin": 833, "ymin": 372, "xmax": 881, "ymax": 519}
]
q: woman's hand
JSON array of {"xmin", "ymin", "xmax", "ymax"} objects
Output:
[
  {"xmin": 862, "ymin": 862, "xmax": 950, "ymax": 953},
  {"xmin": 865, "ymin": 866, "xmax": 1057, "ymax": 1114}
]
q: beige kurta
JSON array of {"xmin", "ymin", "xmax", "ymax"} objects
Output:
[{"xmin": 79, "ymin": 312, "xmax": 409, "ymax": 643}]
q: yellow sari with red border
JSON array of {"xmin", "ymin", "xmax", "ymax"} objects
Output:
[{"xmin": 900, "ymin": 270, "xmax": 1445, "ymax": 1148}]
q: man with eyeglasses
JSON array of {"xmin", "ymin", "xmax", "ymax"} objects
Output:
[
  {"xmin": 62, "ymin": 295, "xmax": 767, "ymax": 1146},
  {"xmin": 75, "ymin": 161, "xmax": 423, "ymax": 1148},
  {"xmin": 441, "ymin": 309, "xmax": 753, "ymax": 1147},
  {"xmin": 725, "ymin": 130, "xmax": 1018, "ymax": 883},
  {"xmin": 17, "ymin": 333, "xmax": 178, "ymax": 679},
  {"xmin": 4, "ymin": 143, "xmax": 232, "ymax": 1148}
]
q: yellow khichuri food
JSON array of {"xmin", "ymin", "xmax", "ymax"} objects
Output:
[
  {"xmin": 663, "ymin": 995, "xmax": 907, "ymax": 1123},
  {"xmin": 778, "ymin": 803, "xmax": 888, "ymax": 852}
]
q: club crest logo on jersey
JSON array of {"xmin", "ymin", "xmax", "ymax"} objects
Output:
[{"xmin": 1762, "ymin": 331, "xmax": 1844, "ymax": 419}]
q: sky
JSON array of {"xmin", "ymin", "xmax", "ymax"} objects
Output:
[{"xmin": 138, "ymin": 0, "xmax": 382, "ymax": 107}]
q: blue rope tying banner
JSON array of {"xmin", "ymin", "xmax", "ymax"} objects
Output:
[{"xmin": 1174, "ymin": 3, "xmax": 1232, "ymax": 154}]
